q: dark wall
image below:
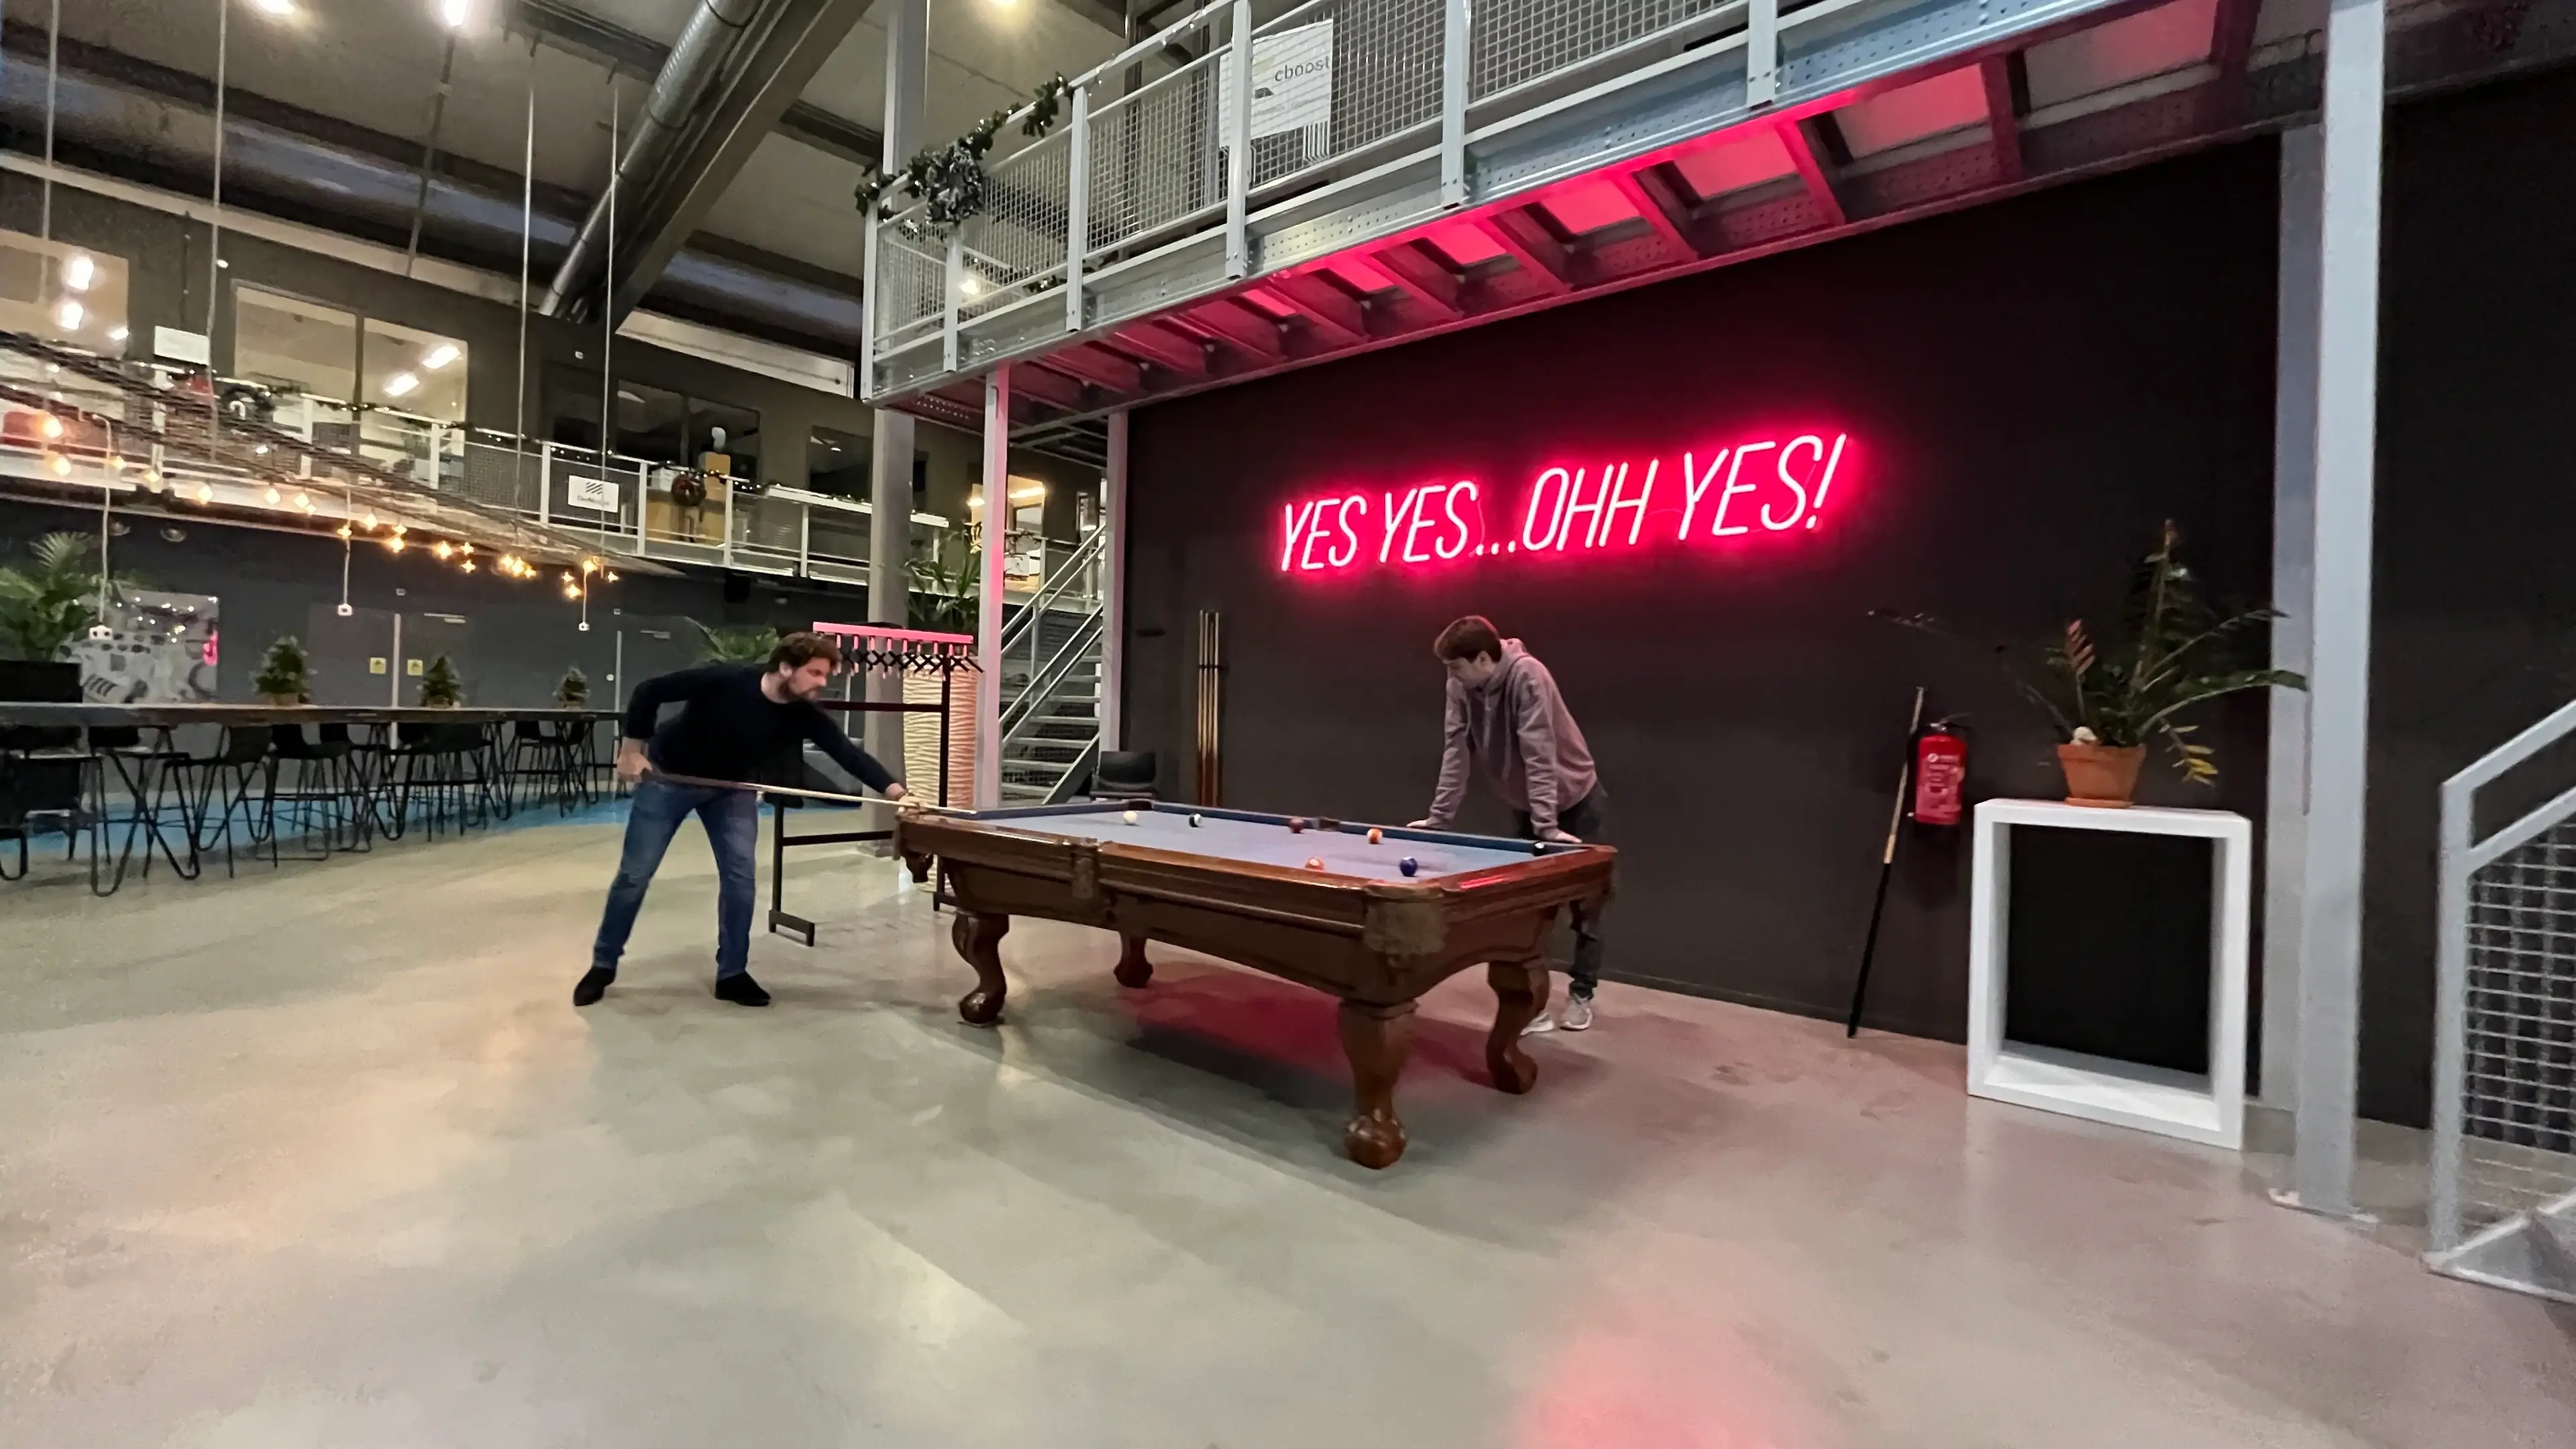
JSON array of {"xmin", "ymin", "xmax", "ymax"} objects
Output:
[
  {"xmin": 1125, "ymin": 144, "xmax": 2281, "ymax": 1041},
  {"xmin": 2365, "ymin": 67, "xmax": 2576, "ymax": 1126}
]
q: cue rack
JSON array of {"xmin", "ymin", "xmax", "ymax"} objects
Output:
[{"xmin": 1194, "ymin": 608, "xmax": 1224, "ymax": 806}]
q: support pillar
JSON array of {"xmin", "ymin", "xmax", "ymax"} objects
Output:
[
  {"xmin": 1100, "ymin": 410, "xmax": 1128, "ymax": 751},
  {"xmin": 2280, "ymin": 0, "xmax": 2383, "ymax": 1221},
  {"xmin": 865, "ymin": 0, "xmax": 928, "ymax": 774},
  {"xmin": 2262, "ymin": 125, "xmax": 2322, "ymax": 1112},
  {"xmin": 975, "ymin": 366, "xmax": 1012, "ymax": 808}
]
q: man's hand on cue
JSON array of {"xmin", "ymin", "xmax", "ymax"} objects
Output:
[
  {"xmin": 883, "ymin": 782, "xmax": 909, "ymax": 804},
  {"xmin": 1539, "ymin": 826, "xmax": 1581, "ymax": 845},
  {"xmin": 614, "ymin": 739, "xmax": 650, "ymax": 784}
]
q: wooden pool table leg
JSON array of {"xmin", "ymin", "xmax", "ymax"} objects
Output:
[
  {"xmin": 1485, "ymin": 959, "xmax": 1550, "ymax": 1094},
  {"xmin": 1113, "ymin": 934, "xmax": 1153, "ymax": 988},
  {"xmin": 953, "ymin": 910, "xmax": 1010, "ymax": 1025},
  {"xmin": 1338, "ymin": 1000, "xmax": 1417, "ymax": 1169}
]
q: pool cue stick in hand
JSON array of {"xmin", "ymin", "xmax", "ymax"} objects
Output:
[{"xmin": 1845, "ymin": 686, "xmax": 1926, "ymax": 1038}]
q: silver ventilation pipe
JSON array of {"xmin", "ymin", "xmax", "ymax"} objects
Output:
[{"xmin": 538, "ymin": 0, "xmax": 766, "ymax": 319}]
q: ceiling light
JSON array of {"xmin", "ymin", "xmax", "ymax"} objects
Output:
[
  {"xmin": 48, "ymin": 454, "xmax": 71, "ymax": 477},
  {"xmin": 254, "ymin": 0, "xmax": 294, "ymax": 15},
  {"xmin": 63, "ymin": 254, "xmax": 95, "ymax": 292},
  {"xmin": 384, "ymin": 372, "xmax": 420, "ymax": 398},
  {"xmin": 108, "ymin": 326, "xmax": 129, "ymax": 343},
  {"xmin": 437, "ymin": 0, "xmax": 473, "ymax": 29},
  {"xmin": 54, "ymin": 301, "xmax": 83, "ymax": 331},
  {"xmin": 421, "ymin": 343, "xmax": 460, "ymax": 371},
  {"xmin": 38, "ymin": 414, "xmax": 62, "ymax": 441}
]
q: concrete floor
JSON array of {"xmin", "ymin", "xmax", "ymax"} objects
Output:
[{"xmin": 2, "ymin": 818, "xmax": 2570, "ymax": 1448}]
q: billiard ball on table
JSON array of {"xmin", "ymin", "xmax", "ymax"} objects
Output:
[
  {"xmin": 1399, "ymin": 857, "xmax": 1419, "ymax": 877},
  {"xmin": 1188, "ymin": 813, "xmax": 1202, "ymax": 827},
  {"xmin": 1122, "ymin": 810, "xmax": 1138, "ymax": 824},
  {"xmin": 1287, "ymin": 817, "xmax": 1305, "ymax": 834},
  {"xmin": 1305, "ymin": 857, "xmax": 1325, "ymax": 871},
  {"xmin": 1366, "ymin": 828, "xmax": 1383, "ymax": 845}
]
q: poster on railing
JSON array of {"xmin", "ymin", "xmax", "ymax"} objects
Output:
[
  {"xmin": 1217, "ymin": 19, "xmax": 1334, "ymax": 156},
  {"xmin": 70, "ymin": 590, "xmax": 219, "ymax": 704},
  {"xmin": 565, "ymin": 473, "xmax": 622, "ymax": 513}
]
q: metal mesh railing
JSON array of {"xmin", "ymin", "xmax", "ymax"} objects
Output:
[
  {"xmin": 1255, "ymin": 0, "xmax": 1442, "ymax": 184},
  {"xmin": 964, "ymin": 131, "xmax": 1075, "ymax": 319},
  {"xmin": 458, "ymin": 439, "xmax": 543, "ymax": 515},
  {"xmin": 1088, "ymin": 54, "xmax": 1226, "ymax": 258},
  {"xmin": 2453, "ymin": 820, "xmax": 2576, "ymax": 1238},
  {"xmin": 874, "ymin": 217, "xmax": 948, "ymax": 346},
  {"xmin": 1472, "ymin": 0, "xmax": 1740, "ymax": 100}
]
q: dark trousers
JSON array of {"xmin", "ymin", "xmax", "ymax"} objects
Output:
[
  {"xmin": 1513, "ymin": 787, "xmax": 1607, "ymax": 999},
  {"xmin": 592, "ymin": 777, "xmax": 760, "ymax": 979}
]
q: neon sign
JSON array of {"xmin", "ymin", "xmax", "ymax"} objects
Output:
[{"xmin": 1278, "ymin": 431, "xmax": 1851, "ymax": 575}]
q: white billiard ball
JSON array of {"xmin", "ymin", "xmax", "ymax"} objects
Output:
[
  {"xmin": 1188, "ymin": 813, "xmax": 1203, "ymax": 827},
  {"xmin": 1122, "ymin": 810, "xmax": 1138, "ymax": 824}
]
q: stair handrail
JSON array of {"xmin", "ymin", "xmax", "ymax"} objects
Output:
[
  {"xmin": 2432, "ymin": 695, "xmax": 2576, "ymax": 1255},
  {"xmin": 1000, "ymin": 604, "xmax": 1106, "ymax": 750},
  {"xmin": 998, "ymin": 527, "xmax": 1108, "ymax": 673}
]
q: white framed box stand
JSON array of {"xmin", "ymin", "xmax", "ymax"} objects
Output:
[{"xmin": 1968, "ymin": 798, "xmax": 2252, "ymax": 1150}]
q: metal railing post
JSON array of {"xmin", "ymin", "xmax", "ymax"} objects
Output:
[
  {"xmin": 943, "ymin": 229, "xmax": 964, "ymax": 373},
  {"xmin": 1748, "ymin": 0, "xmax": 1779, "ymax": 107},
  {"xmin": 800, "ymin": 503, "xmax": 812, "ymax": 577},
  {"xmin": 722, "ymin": 479, "xmax": 736, "ymax": 568},
  {"xmin": 1224, "ymin": 0, "xmax": 1253, "ymax": 278},
  {"xmin": 1440, "ymin": 0, "xmax": 1470, "ymax": 206},
  {"xmin": 859, "ymin": 209, "xmax": 881, "ymax": 403},
  {"xmin": 634, "ymin": 460, "xmax": 650, "ymax": 555},
  {"xmin": 1065, "ymin": 82, "xmax": 1091, "ymax": 333},
  {"xmin": 537, "ymin": 440, "xmax": 552, "ymax": 525}
]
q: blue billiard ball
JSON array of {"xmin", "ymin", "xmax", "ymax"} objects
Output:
[{"xmin": 1399, "ymin": 857, "xmax": 1419, "ymax": 877}]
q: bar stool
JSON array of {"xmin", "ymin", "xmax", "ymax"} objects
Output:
[{"xmin": 82, "ymin": 723, "xmax": 199, "ymax": 892}]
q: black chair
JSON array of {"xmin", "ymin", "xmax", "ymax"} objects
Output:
[
  {"xmin": 1093, "ymin": 749, "xmax": 1158, "ymax": 800},
  {"xmin": 268, "ymin": 724, "xmax": 364, "ymax": 854},
  {"xmin": 388, "ymin": 722, "xmax": 496, "ymax": 839},
  {"xmin": 506, "ymin": 718, "xmax": 586, "ymax": 815},
  {"xmin": 189, "ymin": 727, "xmax": 291, "ymax": 877},
  {"xmin": 82, "ymin": 724, "xmax": 200, "ymax": 888}
]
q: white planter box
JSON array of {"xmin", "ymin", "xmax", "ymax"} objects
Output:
[{"xmin": 1968, "ymin": 798, "xmax": 2252, "ymax": 1150}]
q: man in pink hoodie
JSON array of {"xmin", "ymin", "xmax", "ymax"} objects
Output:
[{"xmin": 1410, "ymin": 615, "xmax": 1608, "ymax": 1033}]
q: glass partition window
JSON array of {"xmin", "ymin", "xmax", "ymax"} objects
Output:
[
  {"xmin": 688, "ymin": 398, "xmax": 760, "ymax": 484},
  {"xmin": 235, "ymin": 288, "xmax": 359, "ymax": 400},
  {"xmin": 614, "ymin": 382, "xmax": 688, "ymax": 466},
  {"xmin": 808, "ymin": 427, "xmax": 867, "ymax": 496},
  {"xmin": 0, "ymin": 231, "xmax": 131, "ymax": 352},
  {"xmin": 362, "ymin": 318, "xmax": 466, "ymax": 422}
]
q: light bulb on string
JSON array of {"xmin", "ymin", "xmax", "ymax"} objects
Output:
[
  {"xmin": 262, "ymin": 485, "xmax": 281, "ymax": 505},
  {"xmin": 336, "ymin": 524, "xmax": 353, "ymax": 540},
  {"xmin": 48, "ymin": 453, "xmax": 71, "ymax": 477},
  {"xmin": 361, "ymin": 511, "xmax": 378, "ymax": 529},
  {"xmin": 38, "ymin": 414, "xmax": 62, "ymax": 441},
  {"xmin": 293, "ymin": 492, "xmax": 313, "ymax": 513},
  {"xmin": 194, "ymin": 483, "xmax": 213, "ymax": 503},
  {"xmin": 604, "ymin": 571, "xmax": 619, "ymax": 582},
  {"xmin": 387, "ymin": 535, "xmax": 407, "ymax": 553},
  {"xmin": 461, "ymin": 560, "xmax": 476, "ymax": 574},
  {"xmin": 105, "ymin": 455, "xmax": 124, "ymax": 473},
  {"xmin": 433, "ymin": 541, "xmax": 454, "ymax": 560}
]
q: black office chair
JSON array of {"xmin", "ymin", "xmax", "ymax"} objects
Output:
[{"xmin": 1093, "ymin": 749, "xmax": 1158, "ymax": 801}]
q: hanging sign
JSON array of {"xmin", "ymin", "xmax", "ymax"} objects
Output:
[
  {"xmin": 1276, "ymin": 430, "xmax": 1854, "ymax": 576},
  {"xmin": 566, "ymin": 474, "xmax": 621, "ymax": 513},
  {"xmin": 1218, "ymin": 20, "xmax": 1334, "ymax": 150}
]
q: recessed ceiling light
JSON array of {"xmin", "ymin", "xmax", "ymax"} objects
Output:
[
  {"xmin": 254, "ymin": 0, "xmax": 294, "ymax": 15},
  {"xmin": 107, "ymin": 325, "xmax": 129, "ymax": 343},
  {"xmin": 63, "ymin": 254, "xmax": 95, "ymax": 292},
  {"xmin": 54, "ymin": 300, "xmax": 83, "ymax": 330},
  {"xmin": 384, "ymin": 372, "xmax": 421, "ymax": 398},
  {"xmin": 421, "ymin": 343, "xmax": 460, "ymax": 371},
  {"xmin": 438, "ymin": 0, "xmax": 474, "ymax": 29}
]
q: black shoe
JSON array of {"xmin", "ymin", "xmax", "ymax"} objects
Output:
[
  {"xmin": 713, "ymin": 973, "xmax": 771, "ymax": 1008},
  {"xmin": 573, "ymin": 967, "xmax": 615, "ymax": 1007}
]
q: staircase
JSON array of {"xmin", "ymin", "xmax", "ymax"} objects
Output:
[{"xmin": 996, "ymin": 531, "xmax": 1108, "ymax": 805}]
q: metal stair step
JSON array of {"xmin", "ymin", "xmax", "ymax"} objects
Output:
[{"xmin": 2533, "ymin": 1201, "xmax": 2576, "ymax": 1293}]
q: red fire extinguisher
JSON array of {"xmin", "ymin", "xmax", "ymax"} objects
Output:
[{"xmin": 1912, "ymin": 719, "xmax": 1968, "ymax": 826}]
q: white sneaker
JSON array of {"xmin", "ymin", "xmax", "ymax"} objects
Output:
[
  {"xmin": 1520, "ymin": 1011, "xmax": 1558, "ymax": 1036},
  {"xmin": 1560, "ymin": 996, "xmax": 1594, "ymax": 1032}
]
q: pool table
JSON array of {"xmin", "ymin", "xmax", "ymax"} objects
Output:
[{"xmin": 895, "ymin": 800, "xmax": 1616, "ymax": 1168}]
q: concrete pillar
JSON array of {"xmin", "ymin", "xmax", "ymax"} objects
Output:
[
  {"xmin": 864, "ymin": 0, "xmax": 928, "ymax": 772},
  {"xmin": 2281, "ymin": 0, "xmax": 2383, "ymax": 1220},
  {"xmin": 975, "ymin": 366, "xmax": 1012, "ymax": 807}
]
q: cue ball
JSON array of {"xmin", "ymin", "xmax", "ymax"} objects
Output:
[
  {"xmin": 1188, "ymin": 813, "xmax": 1202, "ymax": 827},
  {"xmin": 1287, "ymin": 817, "xmax": 1305, "ymax": 833},
  {"xmin": 1399, "ymin": 857, "xmax": 1419, "ymax": 877},
  {"xmin": 1122, "ymin": 810, "xmax": 1138, "ymax": 824},
  {"xmin": 1305, "ymin": 857, "xmax": 1325, "ymax": 871},
  {"xmin": 1367, "ymin": 828, "xmax": 1383, "ymax": 845}
]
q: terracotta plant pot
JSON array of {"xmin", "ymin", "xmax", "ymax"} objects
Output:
[
  {"xmin": 260, "ymin": 692, "xmax": 305, "ymax": 706},
  {"xmin": 2057, "ymin": 741, "xmax": 2147, "ymax": 808}
]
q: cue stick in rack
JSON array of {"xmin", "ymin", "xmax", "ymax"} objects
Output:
[
  {"xmin": 1195, "ymin": 608, "xmax": 1224, "ymax": 806},
  {"xmin": 1844, "ymin": 686, "xmax": 1925, "ymax": 1039}
]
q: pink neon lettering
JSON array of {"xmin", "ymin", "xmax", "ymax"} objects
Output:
[
  {"xmin": 1328, "ymin": 493, "xmax": 1365, "ymax": 568},
  {"xmin": 1560, "ymin": 466, "xmax": 1608, "ymax": 550},
  {"xmin": 1281, "ymin": 500, "xmax": 1320, "ymax": 572},
  {"xmin": 1297, "ymin": 505, "xmax": 1335, "ymax": 570},
  {"xmin": 1436, "ymin": 481, "xmax": 1477, "ymax": 559},
  {"xmin": 1711, "ymin": 440, "xmax": 1775, "ymax": 537},
  {"xmin": 1807, "ymin": 433, "xmax": 1849, "ymax": 517},
  {"xmin": 1523, "ymin": 468, "xmax": 1571, "ymax": 552},
  {"xmin": 1763, "ymin": 435, "xmax": 1821, "ymax": 531},
  {"xmin": 1605, "ymin": 460, "xmax": 1655, "ymax": 547},
  {"xmin": 1379, "ymin": 487, "xmax": 1420, "ymax": 564},
  {"xmin": 1401, "ymin": 489, "xmax": 1442, "ymax": 561},
  {"xmin": 1677, "ymin": 450, "xmax": 1728, "ymax": 539}
]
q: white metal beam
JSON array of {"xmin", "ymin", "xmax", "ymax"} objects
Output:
[
  {"xmin": 2263, "ymin": 123, "xmax": 2322, "ymax": 1114},
  {"xmin": 866, "ymin": 0, "xmax": 928, "ymax": 775},
  {"xmin": 1102, "ymin": 409, "xmax": 1129, "ymax": 751},
  {"xmin": 977, "ymin": 366, "xmax": 1014, "ymax": 807}
]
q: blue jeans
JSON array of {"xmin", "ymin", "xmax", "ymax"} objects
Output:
[{"xmin": 591, "ymin": 778, "xmax": 760, "ymax": 979}]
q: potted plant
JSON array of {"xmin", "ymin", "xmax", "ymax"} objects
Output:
[
  {"xmin": 555, "ymin": 665, "xmax": 590, "ymax": 708},
  {"xmin": 419, "ymin": 653, "xmax": 464, "ymax": 708},
  {"xmin": 252, "ymin": 636, "xmax": 313, "ymax": 705},
  {"xmin": 904, "ymin": 546, "xmax": 981, "ymax": 634},
  {"xmin": 0, "ymin": 531, "xmax": 140, "ymax": 661},
  {"xmin": 688, "ymin": 619, "xmax": 780, "ymax": 663},
  {"xmin": 2025, "ymin": 522, "xmax": 2302, "ymax": 806}
]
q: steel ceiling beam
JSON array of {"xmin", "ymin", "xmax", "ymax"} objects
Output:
[
  {"xmin": 1782, "ymin": 118, "xmax": 1849, "ymax": 226},
  {"xmin": 600, "ymin": 0, "xmax": 875, "ymax": 323},
  {"xmin": 1601, "ymin": 164, "xmax": 1699, "ymax": 258},
  {"xmin": 1982, "ymin": 54, "xmax": 2025, "ymax": 182},
  {"xmin": 1474, "ymin": 209, "xmax": 1572, "ymax": 294}
]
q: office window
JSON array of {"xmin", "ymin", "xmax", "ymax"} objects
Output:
[
  {"xmin": 807, "ymin": 427, "xmax": 867, "ymax": 496},
  {"xmin": 615, "ymin": 382, "xmax": 688, "ymax": 466},
  {"xmin": 235, "ymin": 288, "xmax": 359, "ymax": 400},
  {"xmin": 0, "ymin": 231, "xmax": 130, "ymax": 352},
  {"xmin": 362, "ymin": 318, "xmax": 466, "ymax": 421}
]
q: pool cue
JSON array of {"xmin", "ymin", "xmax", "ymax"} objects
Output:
[
  {"xmin": 639, "ymin": 769, "xmax": 965, "ymax": 813},
  {"xmin": 1844, "ymin": 686, "xmax": 1925, "ymax": 1038}
]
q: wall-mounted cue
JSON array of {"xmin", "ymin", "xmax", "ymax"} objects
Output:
[
  {"xmin": 1195, "ymin": 609, "xmax": 1224, "ymax": 806},
  {"xmin": 1845, "ymin": 685, "xmax": 1925, "ymax": 1038}
]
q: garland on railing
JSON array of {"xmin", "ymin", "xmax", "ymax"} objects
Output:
[{"xmin": 856, "ymin": 75, "xmax": 1074, "ymax": 235}]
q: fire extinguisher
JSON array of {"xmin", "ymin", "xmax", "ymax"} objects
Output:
[{"xmin": 1912, "ymin": 718, "xmax": 1968, "ymax": 826}]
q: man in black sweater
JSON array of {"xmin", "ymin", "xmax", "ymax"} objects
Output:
[{"xmin": 574, "ymin": 631, "xmax": 905, "ymax": 1008}]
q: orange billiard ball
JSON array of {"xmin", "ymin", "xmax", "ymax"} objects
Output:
[
  {"xmin": 1305, "ymin": 857, "xmax": 1325, "ymax": 871},
  {"xmin": 1366, "ymin": 828, "xmax": 1383, "ymax": 845},
  {"xmin": 1287, "ymin": 817, "xmax": 1305, "ymax": 834}
]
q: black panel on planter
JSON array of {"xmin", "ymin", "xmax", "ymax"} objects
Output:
[{"xmin": 2004, "ymin": 825, "xmax": 2214, "ymax": 1076}]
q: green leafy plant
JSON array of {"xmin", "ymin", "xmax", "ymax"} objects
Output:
[
  {"xmin": 1880, "ymin": 521, "xmax": 2304, "ymax": 786},
  {"xmin": 688, "ymin": 620, "xmax": 780, "ymax": 664},
  {"xmin": 0, "ymin": 532, "xmax": 141, "ymax": 661},
  {"xmin": 555, "ymin": 665, "xmax": 590, "ymax": 707},
  {"xmin": 252, "ymin": 636, "xmax": 313, "ymax": 702},
  {"xmin": 855, "ymin": 75, "xmax": 1073, "ymax": 231},
  {"xmin": 419, "ymin": 653, "xmax": 464, "ymax": 708},
  {"xmin": 904, "ymin": 545, "xmax": 981, "ymax": 634}
]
